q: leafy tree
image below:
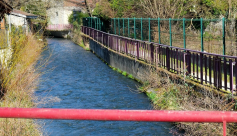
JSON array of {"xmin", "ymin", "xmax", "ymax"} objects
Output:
[{"xmin": 68, "ymin": 12, "xmax": 89, "ymax": 29}]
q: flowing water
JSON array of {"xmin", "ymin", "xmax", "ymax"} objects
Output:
[{"xmin": 36, "ymin": 38, "xmax": 173, "ymax": 136}]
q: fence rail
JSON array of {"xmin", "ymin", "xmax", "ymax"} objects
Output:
[
  {"xmin": 46, "ymin": 24, "xmax": 73, "ymax": 31},
  {"xmin": 0, "ymin": 107, "xmax": 236, "ymax": 136},
  {"xmin": 83, "ymin": 17, "xmax": 237, "ymax": 56},
  {"xmin": 82, "ymin": 26, "xmax": 237, "ymax": 94}
]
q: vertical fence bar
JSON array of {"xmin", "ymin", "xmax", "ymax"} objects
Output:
[
  {"xmin": 205, "ymin": 55, "xmax": 207, "ymax": 84},
  {"xmin": 230, "ymin": 60, "xmax": 233, "ymax": 97},
  {"xmin": 149, "ymin": 18, "xmax": 151, "ymax": 42},
  {"xmin": 223, "ymin": 121, "xmax": 226, "ymax": 136},
  {"xmin": 141, "ymin": 18, "xmax": 143, "ymax": 41},
  {"xmin": 123, "ymin": 18, "xmax": 124, "ymax": 36},
  {"xmin": 236, "ymin": 59, "xmax": 237, "ymax": 90},
  {"xmin": 158, "ymin": 18, "xmax": 161, "ymax": 44},
  {"xmin": 209, "ymin": 56, "xmax": 212, "ymax": 85},
  {"xmin": 113, "ymin": 18, "xmax": 115, "ymax": 34},
  {"xmin": 110, "ymin": 18, "xmax": 112, "ymax": 33},
  {"xmin": 223, "ymin": 17, "xmax": 226, "ymax": 55},
  {"xmin": 183, "ymin": 18, "xmax": 186, "ymax": 49},
  {"xmin": 224, "ymin": 58, "xmax": 227, "ymax": 90},
  {"xmin": 201, "ymin": 18, "xmax": 204, "ymax": 52},
  {"xmin": 169, "ymin": 18, "xmax": 172, "ymax": 46},
  {"xmin": 128, "ymin": 18, "xmax": 130, "ymax": 37},
  {"xmin": 134, "ymin": 17, "xmax": 136, "ymax": 39},
  {"xmin": 118, "ymin": 18, "xmax": 120, "ymax": 35},
  {"xmin": 200, "ymin": 53, "xmax": 203, "ymax": 84}
]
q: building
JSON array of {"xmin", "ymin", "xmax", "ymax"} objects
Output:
[
  {"xmin": 47, "ymin": 0, "xmax": 98, "ymax": 25},
  {"xmin": 0, "ymin": 0, "xmax": 13, "ymax": 29},
  {"xmin": 8, "ymin": 9, "xmax": 38, "ymax": 34}
]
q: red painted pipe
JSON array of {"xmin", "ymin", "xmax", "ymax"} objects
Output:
[{"xmin": 0, "ymin": 108, "xmax": 237, "ymax": 123}]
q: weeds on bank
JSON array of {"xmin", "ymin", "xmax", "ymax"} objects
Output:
[
  {"xmin": 72, "ymin": 28, "xmax": 90, "ymax": 50},
  {"xmin": 140, "ymin": 67, "xmax": 237, "ymax": 135},
  {"xmin": 0, "ymin": 28, "xmax": 46, "ymax": 136}
]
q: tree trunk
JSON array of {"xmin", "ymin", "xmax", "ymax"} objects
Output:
[{"xmin": 85, "ymin": 0, "xmax": 92, "ymax": 17}]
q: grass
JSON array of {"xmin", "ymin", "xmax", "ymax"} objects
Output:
[
  {"xmin": 72, "ymin": 28, "xmax": 90, "ymax": 51},
  {"xmin": 140, "ymin": 67, "xmax": 237, "ymax": 135},
  {"xmin": 0, "ymin": 28, "xmax": 46, "ymax": 135}
]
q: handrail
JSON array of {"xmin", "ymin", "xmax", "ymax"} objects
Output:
[
  {"xmin": 81, "ymin": 26, "xmax": 237, "ymax": 93},
  {"xmin": 0, "ymin": 107, "xmax": 234, "ymax": 136}
]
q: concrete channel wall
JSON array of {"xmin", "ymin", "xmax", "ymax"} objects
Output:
[{"xmin": 89, "ymin": 39, "xmax": 150, "ymax": 82}]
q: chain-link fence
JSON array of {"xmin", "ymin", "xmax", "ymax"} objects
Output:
[{"xmin": 109, "ymin": 18, "xmax": 237, "ymax": 56}]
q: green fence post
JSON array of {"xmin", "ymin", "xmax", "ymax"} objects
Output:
[
  {"xmin": 114, "ymin": 18, "xmax": 116, "ymax": 34},
  {"xmin": 118, "ymin": 18, "xmax": 120, "ymax": 35},
  {"xmin": 99, "ymin": 18, "xmax": 101, "ymax": 30},
  {"xmin": 149, "ymin": 18, "xmax": 151, "ymax": 42},
  {"xmin": 223, "ymin": 17, "xmax": 226, "ymax": 55},
  {"xmin": 201, "ymin": 18, "xmax": 204, "ymax": 52},
  {"xmin": 128, "ymin": 18, "xmax": 130, "ymax": 37},
  {"xmin": 158, "ymin": 18, "xmax": 161, "ymax": 44},
  {"xmin": 123, "ymin": 18, "xmax": 124, "ymax": 36},
  {"xmin": 97, "ymin": 18, "xmax": 99, "ymax": 30},
  {"xmin": 111, "ymin": 18, "xmax": 112, "ymax": 33},
  {"xmin": 134, "ymin": 17, "xmax": 136, "ymax": 39},
  {"xmin": 183, "ymin": 18, "xmax": 186, "ymax": 49},
  {"xmin": 94, "ymin": 18, "xmax": 96, "ymax": 29},
  {"xmin": 141, "ymin": 18, "xmax": 143, "ymax": 41},
  {"xmin": 169, "ymin": 18, "xmax": 172, "ymax": 46}
]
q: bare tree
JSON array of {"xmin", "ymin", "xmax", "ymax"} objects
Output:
[{"xmin": 139, "ymin": 0, "xmax": 190, "ymax": 18}]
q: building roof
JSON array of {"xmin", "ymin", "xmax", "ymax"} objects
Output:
[
  {"xmin": 64, "ymin": 0, "xmax": 97, "ymax": 8},
  {"xmin": 0, "ymin": 0, "xmax": 13, "ymax": 19},
  {"xmin": 11, "ymin": 9, "xmax": 38, "ymax": 19}
]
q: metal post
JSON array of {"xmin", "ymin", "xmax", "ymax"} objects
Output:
[
  {"xmin": 118, "ymin": 18, "xmax": 120, "ymax": 35},
  {"xmin": 223, "ymin": 17, "xmax": 226, "ymax": 55},
  {"xmin": 201, "ymin": 18, "xmax": 204, "ymax": 52},
  {"xmin": 149, "ymin": 18, "xmax": 151, "ymax": 42},
  {"xmin": 114, "ymin": 18, "xmax": 116, "ymax": 34},
  {"xmin": 96, "ymin": 18, "xmax": 99, "ymax": 30},
  {"xmin": 183, "ymin": 18, "xmax": 186, "ymax": 49},
  {"xmin": 94, "ymin": 18, "xmax": 96, "ymax": 29},
  {"xmin": 99, "ymin": 18, "xmax": 101, "ymax": 30},
  {"xmin": 141, "ymin": 18, "xmax": 143, "ymax": 41},
  {"xmin": 134, "ymin": 17, "xmax": 136, "ymax": 39},
  {"xmin": 128, "ymin": 18, "xmax": 130, "ymax": 37},
  {"xmin": 169, "ymin": 18, "xmax": 172, "ymax": 46},
  {"xmin": 123, "ymin": 18, "xmax": 124, "ymax": 36},
  {"xmin": 158, "ymin": 18, "xmax": 161, "ymax": 44},
  {"xmin": 223, "ymin": 121, "xmax": 226, "ymax": 136},
  {"xmin": 110, "ymin": 18, "xmax": 112, "ymax": 33}
]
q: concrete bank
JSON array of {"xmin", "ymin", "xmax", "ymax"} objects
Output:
[{"xmin": 89, "ymin": 39, "xmax": 150, "ymax": 82}]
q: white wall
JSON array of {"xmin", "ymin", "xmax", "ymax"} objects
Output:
[
  {"xmin": 47, "ymin": 7, "xmax": 83, "ymax": 25},
  {"xmin": 9, "ymin": 15, "xmax": 27, "ymax": 27}
]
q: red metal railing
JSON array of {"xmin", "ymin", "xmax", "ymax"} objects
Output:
[
  {"xmin": 0, "ymin": 108, "xmax": 236, "ymax": 136},
  {"xmin": 46, "ymin": 24, "xmax": 73, "ymax": 31}
]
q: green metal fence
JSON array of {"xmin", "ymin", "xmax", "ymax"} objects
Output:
[
  {"xmin": 83, "ymin": 17, "xmax": 106, "ymax": 32},
  {"xmin": 83, "ymin": 17, "xmax": 237, "ymax": 56},
  {"xmin": 110, "ymin": 18, "xmax": 237, "ymax": 56}
]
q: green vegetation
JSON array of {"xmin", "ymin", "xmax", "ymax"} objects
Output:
[
  {"xmin": 69, "ymin": 12, "xmax": 89, "ymax": 29},
  {"xmin": 117, "ymin": 68, "xmax": 122, "ymax": 73},
  {"xmin": 122, "ymin": 71, "xmax": 127, "ymax": 76}
]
